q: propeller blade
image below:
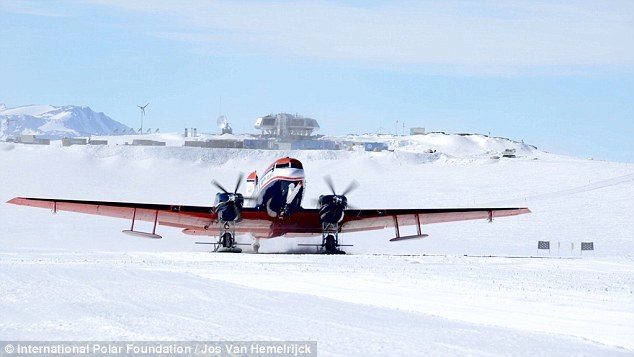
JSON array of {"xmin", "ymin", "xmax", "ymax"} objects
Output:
[
  {"xmin": 342, "ymin": 180, "xmax": 359, "ymax": 196},
  {"xmin": 234, "ymin": 172, "xmax": 244, "ymax": 193},
  {"xmin": 213, "ymin": 172, "xmax": 244, "ymax": 195},
  {"xmin": 212, "ymin": 180, "xmax": 229, "ymax": 193},
  {"xmin": 324, "ymin": 175, "xmax": 336, "ymax": 195}
]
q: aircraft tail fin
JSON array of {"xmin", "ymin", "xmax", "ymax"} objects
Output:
[{"xmin": 246, "ymin": 170, "xmax": 258, "ymax": 197}]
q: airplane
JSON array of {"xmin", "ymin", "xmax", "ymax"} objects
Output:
[{"xmin": 7, "ymin": 157, "xmax": 530, "ymax": 254}]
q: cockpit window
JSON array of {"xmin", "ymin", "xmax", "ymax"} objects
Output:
[{"xmin": 274, "ymin": 159, "xmax": 303, "ymax": 170}]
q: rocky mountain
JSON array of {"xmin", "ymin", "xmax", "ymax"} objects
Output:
[{"xmin": 0, "ymin": 104, "xmax": 132, "ymax": 139}]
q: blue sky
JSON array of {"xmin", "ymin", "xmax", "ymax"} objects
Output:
[{"xmin": 1, "ymin": 0, "xmax": 633, "ymax": 161}]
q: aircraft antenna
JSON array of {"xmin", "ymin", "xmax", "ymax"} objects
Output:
[{"xmin": 217, "ymin": 115, "xmax": 232, "ymax": 134}]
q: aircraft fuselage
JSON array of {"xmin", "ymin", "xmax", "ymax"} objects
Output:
[{"xmin": 248, "ymin": 157, "xmax": 305, "ymax": 217}]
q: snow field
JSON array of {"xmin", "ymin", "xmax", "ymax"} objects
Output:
[{"xmin": 1, "ymin": 137, "xmax": 633, "ymax": 355}]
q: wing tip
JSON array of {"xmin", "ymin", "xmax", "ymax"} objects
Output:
[{"xmin": 6, "ymin": 197, "xmax": 25, "ymax": 205}]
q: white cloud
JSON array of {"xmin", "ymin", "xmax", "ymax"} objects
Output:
[{"xmin": 61, "ymin": 1, "xmax": 634, "ymax": 73}]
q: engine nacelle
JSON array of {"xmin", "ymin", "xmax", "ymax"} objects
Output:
[
  {"xmin": 318, "ymin": 194, "xmax": 347, "ymax": 224},
  {"xmin": 214, "ymin": 192, "xmax": 244, "ymax": 222}
]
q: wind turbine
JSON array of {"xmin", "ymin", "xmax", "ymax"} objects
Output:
[{"xmin": 137, "ymin": 103, "xmax": 149, "ymax": 134}]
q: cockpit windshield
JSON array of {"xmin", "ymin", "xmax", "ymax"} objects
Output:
[{"xmin": 275, "ymin": 159, "xmax": 303, "ymax": 170}]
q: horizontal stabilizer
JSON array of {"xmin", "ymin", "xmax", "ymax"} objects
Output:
[{"xmin": 389, "ymin": 234, "xmax": 429, "ymax": 242}]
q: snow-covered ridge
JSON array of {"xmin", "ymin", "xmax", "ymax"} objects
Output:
[
  {"xmin": 1, "ymin": 103, "xmax": 541, "ymax": 162},
  {"xmin": 0, "ymin": 103, "xmax": 131, "ymax": 139},
  {"xmin": 340, "ymin": 132, "xmax": 538, "ymax": 159},
  {"xmin": 37, "ymin": 130, "xmax": 542, "ymax": 164}
]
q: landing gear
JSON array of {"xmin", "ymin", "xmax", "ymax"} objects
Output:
[
  {"xmin": 297, "ymin": 222, "xmax": 349, "ymax": 253},
  {"xmin": 215, "ymin": 222, "xmax": 242, "ymax": 253},
  {"xmin": 314, "ymin": 180, "xmax": 358, "ymax": 254},
  {"xmin": 320, "ymin": 223, "xmax": 346, "ymax": 254},
  {"xmin": 252, "ymin": 238, "xmax": 261, "ymax": 253},
  {"xmin": 322, "ymin": 234, "xmax": 345, "ymax": 254}
]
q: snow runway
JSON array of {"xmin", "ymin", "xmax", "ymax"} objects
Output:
[
  {"xmin": 2, "ymin": 139, "xmax": 633, "ymax": 355},
  {"xmin": 1, "ymin": 251, "xmax": 631, "ymax": 356}
]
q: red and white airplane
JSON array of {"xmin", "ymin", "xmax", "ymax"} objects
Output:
[{"xmin": 8, "ymin": 157, "xmax": 530, "ymax": 254}]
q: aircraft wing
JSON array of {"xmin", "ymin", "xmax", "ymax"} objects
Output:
[
  {"xmin": 282, "ymin": 207, "xmax": 531, "ymax": 240},
  {"xmin": 340, "ymin": 207, "xmax": 530, "ymax": 240},
  {"xmin": 6, "ymin": 197, "xmax": 273, "ymax": 237},
  {"xmin": 7, "ymin": 197, "xmax": 530, "ymax": 240}
]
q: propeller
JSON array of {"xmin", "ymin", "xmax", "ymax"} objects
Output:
[
  {"xmin": 324, "ymin": 175, "xmax": 359, "ymax": 197},
  {"xmin": 212, "ymin": 173, "xmax": 247, "ymax": 222},
  {"xmin": 212, "ymin": 172, "xmax": 244, "ymax": 195},
  {"xmin": 312, "ymin": 176, "xmax": 360, "ymax": 208},
  {"xmin": 324, "ymin": 175, "xmax": 359, "ymax": 196},
  {"xmin": 318, "ymin": 176, "xmax": 359, "ymax": 224}
]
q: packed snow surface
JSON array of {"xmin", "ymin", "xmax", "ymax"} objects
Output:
[{"xmin": 1, "ymin": 133, "xmax": 633, "ymax": 356}]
